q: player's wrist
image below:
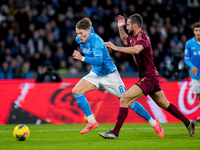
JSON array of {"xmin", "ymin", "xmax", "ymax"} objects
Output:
[
  {"xmin": 82, "ymin": 56, "xmax": 85, "ymax": 62},
  {"xmin": 115, "ymin": 46, "xmax": 119, "ymax": 51},
  {"xmin": 118, "ymin": 27, "xmax": 124, "ymax": 30}
]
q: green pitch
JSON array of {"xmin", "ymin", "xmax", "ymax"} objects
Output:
[{"xmin": 0, "ymin": 123, "xmax": 199, "ymax": 150}]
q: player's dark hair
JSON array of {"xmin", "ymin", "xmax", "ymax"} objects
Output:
[
  {"xmin": 76, "ymin": 17, "xmax": 92, "ymax": 30},
  {"xmin": 127, "ymin": 13, "xmax": 143, "ymax": 28},
  {"xmin": 194, "ymin": 22, "xmax": 200, "ymax": 28}
]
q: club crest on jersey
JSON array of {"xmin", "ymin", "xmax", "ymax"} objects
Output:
[{"xmin": 193, "ymin": 51, "xmax": 197, "ymax": 56}]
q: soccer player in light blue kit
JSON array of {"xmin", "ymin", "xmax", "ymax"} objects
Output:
[
  {"xmin": 72, "ymin": 17, "xmax": 163, "ymax": 136},
  {"xmin": 185, "ymin": 21, "xmax": 200, "ymax": 103}
]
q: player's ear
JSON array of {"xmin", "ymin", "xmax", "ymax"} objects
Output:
[{"xmin": 88, "ymin": 28, "xmax": 91, "ymax": 33}]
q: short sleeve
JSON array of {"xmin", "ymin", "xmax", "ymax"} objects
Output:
[{"xmin": 135, "ymin": 38, "xmax": 148, "ymax": 48}]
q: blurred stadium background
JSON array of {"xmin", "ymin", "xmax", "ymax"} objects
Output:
[{"xmin": 0, "ymin": 0, "xmax": 200, "ymax": 80}]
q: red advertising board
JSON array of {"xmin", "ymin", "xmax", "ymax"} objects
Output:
[{"xmin": 0, "ymin": 78, "xmax": 199, "ymax": 125}]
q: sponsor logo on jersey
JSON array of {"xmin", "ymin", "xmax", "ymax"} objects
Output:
[{"xmin": 185, "ymin": 49, "xmax": 187, "ymax": 54}]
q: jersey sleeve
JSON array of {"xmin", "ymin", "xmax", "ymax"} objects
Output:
[
  {"xmin": 135, "ymin": 38, "xmax": 148, "ymax": 48},
  {"xmin": 184, "ymin": 41, "xmax": 195, "ymax": 69}
]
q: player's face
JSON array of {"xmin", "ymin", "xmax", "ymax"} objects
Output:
[
  {"xmin": 194, "ymin": 27, "xmax": 200, "ymax": 41},
  {"xmin": 76, "ymin": 28, "xmax": 90, "ymax": 43},
  {"xmin": 126, "ymin": 19, "xmax": 134, "ymax": 35}
]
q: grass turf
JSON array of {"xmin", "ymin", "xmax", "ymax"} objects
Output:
[{"xmin": 0, "ymin": 123, "xmax": 199, "ymax": 150}]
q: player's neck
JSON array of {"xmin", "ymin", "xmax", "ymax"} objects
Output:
[
  {"xmin": 134, "ymin": 29, "xmax": 142, "ymax": 36},
  {"xmin": 195, "ymin": 37, "xmax": 200, "ymax": 42}
]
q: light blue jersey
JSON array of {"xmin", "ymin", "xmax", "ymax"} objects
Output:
[
  {"xmin": 185, "ymin": 37, "xmax": 200, "ymax": 79},
  {"xmin": 76, "ymin": 27, "xmax": 117, "ymax": 76}
]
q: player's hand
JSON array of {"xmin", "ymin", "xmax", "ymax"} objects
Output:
[
  {"xmin": 104, "ymin": 41, "xmax": 118, "ymax": 51},
  {"xmin": 117, "ymin": 15, "xmax": 125, "ymax": 29},
  {"xmin": 192, "ymin": 66, "xmax": 198, "ymax": 76},
  {"xmin": 72, "ymin": 50, "xmax": 82, "ymax": 61}
]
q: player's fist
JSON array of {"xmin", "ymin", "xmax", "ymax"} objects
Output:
[{"xmin": 72, "ymin": 50, "xmax": 82, "ymax": 61}]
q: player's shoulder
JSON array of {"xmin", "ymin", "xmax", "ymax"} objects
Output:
[
  {"xmin": 186, "ymin": 37, "xmax": 195, "ymax": 45},
  {"xmin": 137, "ymin": 31, "xmax": 148, "ymax": 41},
  {"xmin": 89, "ymin": 33, "xmax": 103, "ymax": 43},
  {"xmin": 90, "ymin": 33, "xmax": 100, "ymax": 39},
  {"xmin": 140, "ymin": 30, "xmax": 147, "ymax": 36}
]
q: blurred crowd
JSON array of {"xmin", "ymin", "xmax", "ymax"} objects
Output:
[{"xmin": 0, "ymin": 0, "xmax": 200, "ymax": 80}]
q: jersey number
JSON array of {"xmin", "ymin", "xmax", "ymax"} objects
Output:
[{"xmin": 119, "ymin": 85, "xmax": 126, "ymax": 94}]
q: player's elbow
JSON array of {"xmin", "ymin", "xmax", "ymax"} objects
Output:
[
  {"xmin": 96, "ymin": 56, "xmax": 103, "ymax": 65},
  {"xmin": 184, "ymin": 59, "xmax": 189, "ymax": 65},
  {"xmin": 122, "ymin": 39, "xmax": 128, "ymax": 45},
  {"xmin": 134, "ymin": 49, "xmax": 141, "ymax": 55},
  {"xmin": 99, "ymin": 58, "xmax": 103, "ymax": 64},
  {"xmin": 134, "ymin": 50, "xmax": 140, "ymax": 54}
]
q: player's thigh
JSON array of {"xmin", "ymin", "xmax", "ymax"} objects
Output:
[
  {"xmin": 120, "ymin": 84, "xmax": 144, "ymax": 107},
  {"xmin": 191, "ymin": 79, "xmax": 200, "ymax": 94},
  {"xmin": 100, "ymin": 71, "xmax": 126, "ymax": 98},
  {"xmin": 72, "ymin": 78, "xmax": 97, "ymax": 94},
  {"xmin": 150, "ymin": 90, "xmax": 170, "ymax": 109}
]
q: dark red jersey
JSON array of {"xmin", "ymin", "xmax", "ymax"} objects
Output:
[{"xmin": 127, "ymin": 31, "xmax": 159, "ymax": 78}]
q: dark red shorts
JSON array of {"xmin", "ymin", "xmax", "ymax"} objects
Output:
[{"xmin": 135, "ymin": 74, "xmax": 162, "ymax": 96}]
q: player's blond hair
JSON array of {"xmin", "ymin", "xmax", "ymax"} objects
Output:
[{"xmin": 76, "ymin": 18, "xmax": 92, "ymax": 30}]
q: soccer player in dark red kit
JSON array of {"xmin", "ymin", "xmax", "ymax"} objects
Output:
[{"xmin": 99, "ymin": 14, "xmax": 196, "ymax": 139}]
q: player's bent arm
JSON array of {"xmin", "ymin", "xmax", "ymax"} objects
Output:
[
  {"xmin": 118, "ymin": 28, "xmax": 128, "ymax": 45},
  {"xmin": 185, "ymin": 58, "xmax": 195, "ymax": 69},
  {"xmin": 116, "ymin": 45, "xmax": 144, "ymax": 54},
  {"xmin": 83, "ymin": 55, "xmax": 103, "ymax": 65}
]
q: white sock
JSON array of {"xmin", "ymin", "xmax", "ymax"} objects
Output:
[
  {"xmin": 148, "ymin": 117, "xmax": 157, "ymax": 127},
  {"xmin": 87, "ymin": 114, "xmax": 96, "ymax": 123}
]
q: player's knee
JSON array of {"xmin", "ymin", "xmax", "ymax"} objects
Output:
[
  {"xmin": 120, "ymin": 99, "xmax": 127, "ymax": 107},
  {"xmin": 120, "ymin": 94, "xmax": 130, "ymax": 107},
  {"xmin": 72, "ymin": 87, "xmax": 79, "ymax": 95},
  {"xmin": 156, "ymin": 99, "xmax": 169, "ymax": 109}
]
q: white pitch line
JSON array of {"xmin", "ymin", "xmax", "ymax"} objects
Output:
[{"xmin": 0, "ymin": 126, "xmax": 199, "ymax": 133}]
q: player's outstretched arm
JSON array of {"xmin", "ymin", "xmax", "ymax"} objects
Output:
[{"xmin": 104, "ymin": 41, "xmax": 144, "ymax": 54}]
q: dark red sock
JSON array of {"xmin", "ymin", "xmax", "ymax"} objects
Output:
[
  {"xmin": 166, "ymin": 103, "xmax": 189, "ymax": 127},
  {"xmin": 112, "ymin": 107, "xmax": 128, "ymax": 135}
]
